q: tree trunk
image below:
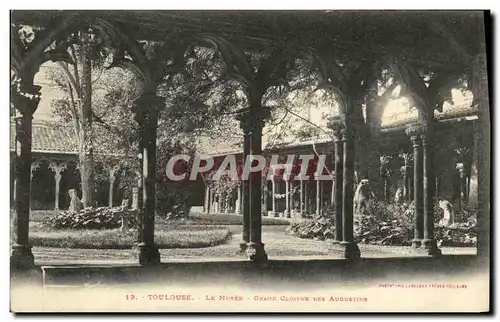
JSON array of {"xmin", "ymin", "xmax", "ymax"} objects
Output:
[
  {"xmin": 355, "ymin": 82, "xmax": 383, "ymax": 198},
  {"xmin": 79, "ymin": 31, "xmax": 94, "ymax": 207}
]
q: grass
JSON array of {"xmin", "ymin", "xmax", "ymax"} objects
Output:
[
  {"xmin": 26, "ymin": 209, "xmax": 286, "ymax": 250},
  {"xmin": 29, "ymin": 225, "xmax": 231, "ymax": 249},
  {"xmin": 29, "ymin": 210, "xmax": 56, "ymax": 222}
]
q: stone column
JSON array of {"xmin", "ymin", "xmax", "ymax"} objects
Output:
[
  {"xmin": 236, "ymin": 185, "xmax": 242, "ymax": 215},
  {"xmin": 406, "ymin": 125, "xmax": 424, "ymax": 248},
  {"xmin": 299, "ymin": 177, "xmax": 304, "ymax": 214},
  {"xmin": 456, "ymin": 163, "xmax": 467, "ymax": 210},
  {"xmin": 330, "ymin": 176, "xmax": 335, "ymax": 206},
  {"xmin": 30, "ymin": 161, "xmax": 40, "ymax": 181},
  {"xmin": 29, "ymin": 160, "xmax": 40, "ymax": 209},
  {"xmin": 340, "ymin": 128, "xmax": 360, "ymax": 259},
  {"xmin": 246, "ymin": 107, "xmax": 269, "ymax": 261},
  {"xmin": 289, "ymin": 180, "xmax": 294, "ymax": 218},
  {"xmin": 271, "ymin": 175, "xmax": 277, "ymax": 217},
  {"xmin": 108, "ymin": 166, "xmax": 119, "ymax": 207},
  {"xmin": 208, "ymin": 187, "xmax": 213, "ymax": 214},
  {"xmin": 134, "ymin": 95, "xmax": 161, "ymax": 265},
  {"xmin": 315, "ymin": 173, "xmax": 321, "ymax": 216},
  {"xmin": 204, "ymin": 186, "xmax": 210, "ymax": 213},
  {"xmin": 333, "ymin": 128, "xmax": 344, "ymax": 244},
  {"xmin": 236, "ymin": 113, "xmax": 251, "ymax": 251},
  {"xmin": 421, "ymin": 131, "xmax": 441, "ymax": 256},
  {"xmin": 48, "ymin": 161, "xmax": 68, "ymax": 211},
  {"xmin": 11, "ymin": 83, "xmax": 41, "ymax": 269},
  {"xmin": 304, "ymin": 181, "xmax": 309, "ymax": 215},
  {"xmin": 262, "ymin": 181, "xmax": 268, "ymax": 216},
  {"xmin": 284, "ymin": 174, "xmax": 290, "ymax": 217},
  {"xmin": 408, "ymin": 176, "xmax": 414, "ymax": 202},
  {"xmin": 401, "ymin": 166, "xmax": 408, "ymax": 201},
  {"xmin": 131, "ymin": 187, "xmax": 139, "ymax": 210}
]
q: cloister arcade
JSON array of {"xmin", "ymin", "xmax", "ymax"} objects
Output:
[{"xmin": 10, "ymin": 11, "xmax": 490, "ymax": 268}]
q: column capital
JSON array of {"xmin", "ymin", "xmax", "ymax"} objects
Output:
[
  {"xmin": 30, "ymin": 160, "xmax": 41, "ymax": 179},
  {"xmin": 405, "ymin": 123, "xmax": 427, "ymax": 138},
  {"xmin": 398, "ymin": 152, "xmax": 414, "ymax": 166},
  {"xmin": 340, "ymin": 128, "xmax": 348, "ymax": 142},
  {"xmin": 48, "ymin": 160, "xmax": 68, "ymax": 175},
  {"xmin": 109, "ymin": 165, "xmax": 120, "ymax": 181},
  {"xmin": 327, "ymin": 117, "xmax": 345, "ymax": 141},
  {"xmin": 11, "ymin": 82, "xmax": 42, "ymax": 117}
]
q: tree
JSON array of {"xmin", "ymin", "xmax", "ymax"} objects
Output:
[
  {"xmin": 46, "ymin": 29, "xmax": 103, "ymax": 207},
  {"xmin": 48, "ymin": 51, "xmax": 141, "ymax": 208}
]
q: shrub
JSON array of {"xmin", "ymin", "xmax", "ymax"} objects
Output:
[
  {"xmin": 43, "ymin": 206, "xmax": 137, "ymax": 230},
  {"xmin": 287, "ymin": 199, "xmax": 477, "ymax": 247},
  {"xmin": 435, "ymin": 213, "xmax": 477, "ymax": 247},
  {"xmin": 354, "ymin": 200, "xmax": 414, "ymax": 246},
  {"xmin": 287, "ymin": 206, "xmax": 336, "ymax": 240}
]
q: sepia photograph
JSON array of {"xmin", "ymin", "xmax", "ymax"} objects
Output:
[{"xmin": 8, "ymin": 8, "xmax": 492, "ymax": 313}]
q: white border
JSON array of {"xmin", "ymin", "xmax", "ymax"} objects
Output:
[{"xmin": 2, "ymin": 2, "xmax": 499, "ymax": 321}]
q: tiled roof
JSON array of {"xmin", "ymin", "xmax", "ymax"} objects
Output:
[{"xmin": 10, "ymin": 120, "xmax": 78, "ymax": 154}]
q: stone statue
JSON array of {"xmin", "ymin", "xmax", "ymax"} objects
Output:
[
  {"xmin": 68, "ymin": 189, "xmax": 83, "ymax": 213},
  {"xmin": 119, "ymin": 199, "xmax": 129, "ymax": 232},
  {"xmin": 394, "ymin": 187, "xmax": 403, "ymax": 204},
  {"xmin": 353, "ymin": 179, "xmax": 375, "ymax": 222},
  {"xmin": 438, "ymin": 200, "xmax": 455, "ymax": 226}
]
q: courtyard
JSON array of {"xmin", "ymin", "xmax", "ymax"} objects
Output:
[
  {"xmin": 8, "ymin": 10, "xmax": 491, "ymax": 312},
  {"xmin": 26, "ymin": 211, "xmax": 476, "ymax": 265}
]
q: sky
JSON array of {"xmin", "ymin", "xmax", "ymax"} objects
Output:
[{"xmin": 32, "ymin": 63, "xmax": 65, "ymax": 120}]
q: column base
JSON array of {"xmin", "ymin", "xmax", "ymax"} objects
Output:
[
  {"xmin": 135, "ymin": 243, "xmax": 161, "ymax": 265},
  {"xmin": 246, "ymin": 242, "xmax": 268, "ymax": 262},
  {"xmin": 10, "ymin": 244, "xmax": 35, "ymax": 270},
  {"xmin": 330, "ymin": 241, "xmax": 361, "ymax": 260},
  {"xmin": 411, "ymin": 239, "xmax": 422, "ymax": 248},
  {"xmin": 422, "ymin": 239, "xmax": 442, "ymax": 257},
  {"xmin": 236, "ymin": 242, "xmax": 248, "ymax": 255}
]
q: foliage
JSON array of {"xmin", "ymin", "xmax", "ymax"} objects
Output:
[
  {"xmin": 29, "ymin": 210, "xmax": 58, "ymax": 223},
  {"xmin": 355, "ymin": 200, "xmax": 414, "ymax": 246},
  {"xmin": 288, "ymin": 200, "xmax": 477, "ymax": 247},
  {"xmin": 155, "ymin": 139, "xmax": 199, "ymax": 219},
  {"xmin": 43, "ymin": 206, "xmax": 137, "ymax": 230},
  {"xmin": 30, "ymin": 225, "xmax": 231, "ymax": 249},
  {"xmin": 287, "ymin": 205, "xmax": 336, "ymax": 240},
  {"xmin": 435, "ymin": 211, "xmax": 477, "ymax": 247}
]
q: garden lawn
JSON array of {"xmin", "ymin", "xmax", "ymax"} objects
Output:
[
  {"xmin": 29, "ymin": 210, "xmax": 55, "ymax": 222},
  {"xmin": 29, "ymin": 225, "xmax": 231, "ymax": 249}
]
